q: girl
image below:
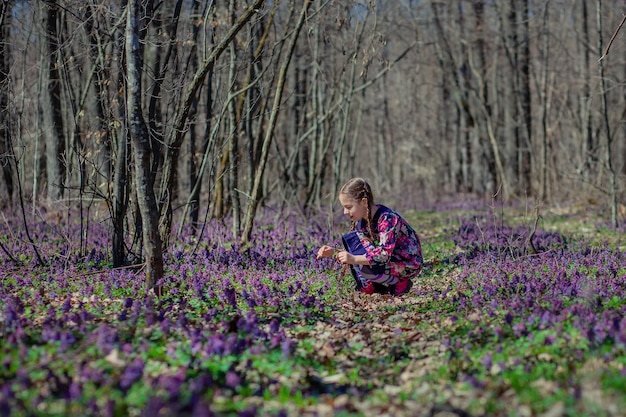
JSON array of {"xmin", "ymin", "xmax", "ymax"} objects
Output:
[{"xmin": 317, "ymin": 178, "xmax": 423, "ymax": 296}]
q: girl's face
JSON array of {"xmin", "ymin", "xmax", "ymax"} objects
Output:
[{"xmin": 339, "ymin": 193, "xmax": 368, "ymax": 222}]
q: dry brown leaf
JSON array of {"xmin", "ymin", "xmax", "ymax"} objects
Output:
[
  {"xmin": 104, "ymin": 349, "xmax": 126, "ymax": 368},
  {"xmin": 538, "ymin": 401, "xmax": 565, "ymax": 417},
  {"xmin": 537, "ymin": 352, "xmax": 553, "ymax": 362},
  {"xmin": 321, "ymin": 342, "xmax": 335, "ymax": 358},
  {"xmin": 321, "ymin": 373, "xmax": 344, "ymax": 384}
]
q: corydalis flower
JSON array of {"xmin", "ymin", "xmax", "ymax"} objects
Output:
[
  {"xmin": 225, "ymin": 371, "xmax": 241, "ymax": 389},
  {"xmin": 158, "ymin": 367, "xmax": 187, "ymax": 396},
  {"xmin": 281, "ymin": 338, "xmax": 293, "ymax": 359},
  {"xmin": 221, "ymin": 283, "xmax": 237, "ymax": 308},
  {"xmin": 68, "ymin": 381, "xmax": 82, "ymax": 401},
  {"xmin": 119, "ymin": 358, "xmax": 145, "ymax": 391},
  {"xmin": 238, "ymin": 406, "xmax": 257, "ymax": 417},
  {"xmin": 481, "ymin": 353, "xmax": 492, "ymax": 369}
]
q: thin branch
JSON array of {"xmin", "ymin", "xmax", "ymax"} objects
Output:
[
  {"xmin": 0, "ymin": 238, "xmax": 18, "ymax": 265},
  {"xmin": 526, "ymin": 205, "xmax": 540, "ymax": 255},
  {"xmin": 598, "ymin": 13, "xmax": 626, "ymax": 62}
]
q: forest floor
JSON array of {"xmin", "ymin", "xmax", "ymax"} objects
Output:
[{"xmin": 1, "ymin": 198, "xmax": 626, "ymax": 416}]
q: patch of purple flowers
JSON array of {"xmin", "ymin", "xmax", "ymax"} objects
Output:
[
  {"xmin": 449, "ymin": 214, "xmax": 626, "ymax": 379},
  {"xmin": 0, "ymin": 207, "xmax": 340, "ymax": 415}
]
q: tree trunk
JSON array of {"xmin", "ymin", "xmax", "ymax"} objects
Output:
[
  {"xmin": 539, "ymin": 3, "xmax": 550, "ymax": 202},
  {"xmin": 126, "ymin": 0, "xmax": 163, "ymax": 292},
  {"xmin": 0, "ymin": 0, "xmax": 12, "ymax": 206},
  {"xmin": 469, "ymin": 0, "xmax": 504, "ymax": 196},
  {"xmin": 112, "ymin": 128, "xmax": 130, "ymax": 267},
  {"xmin": 84, "ymin": 3, "xmax": 113, "ymax": 199},
  {"xmin": 519, "ymin": 0, "xmax": 532, "ymax": 196},
  {"xmin": 305, "ymin": 22, "xmax": 326, "ymax": 208},
  {"xmin": 596, "ymin": 1, "xmax": 618, "ymax": 227},
  {"xmin": 186, "ymin": 0, "xmax": 204, "ymax": 231},
  {"xmin": 227, "ymin": 0, "xmax": 241, "ymax": 235},
  {"xmin": 432, "ymin": 2, "xmax": 474, "ymax": 193},
  {"xmin": 213, "ymin": 143, "xmax": 229, "ymax": 221},
  {"xmin": 147, "ymin": 0, "xmax": 183, "ymax": 203},
  {"xmin": 500, "ymin": 0, "xmax": 519, "ymax": 194},
  {"xmin": 43, "ymin": 0, "xmax": 66, "ymax": 201},
  {"xmin": 111, "ymin": 2, "xmax": 130, "ymax": 267},
  {"xmin": 580, "ymin": 0, "xmax": 595, "ymax": 179}
]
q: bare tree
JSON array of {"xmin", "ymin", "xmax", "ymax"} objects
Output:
[
  {"xmin": 241, "ymin": 0, "xmax": 313, "ymax": 244},
  {"xmin": 518, "ymin": 0, "xmax": 532, "ymax": 196},
  {"xmin": 227, "ymin": 0, "xmax": 242, "ymax": 236},
  {"xmin": 42, "ymin": 0, "xmax": 66, "ymax": 202},
  {"xmin": 0, "ymin": 0, "xmax": 13, "ymax": 206},
  {"xmin": 186, "ymin": 0, "xmax": 207, "ymax": 232},
  {"xmin": 3, "ymin": 0, "xmax": 626, "ymax": 268},
  {"xmin": 538, "ymin": 2, "xmax": 551, "ymax": 202},
  {"xmin": 596, "ymin": 0, "xmax": 619, "ymax": 227},
  {"xmin": 431, "ymin": 2, "xmax": 478, "ymax": 193},
  {"xmin": 579, "ymin": 0, "xmax": 595, "ymax": 180},
  {"xmin": 157, "ymin": 0, "xmax": 265, "ymax": 246},
  {"xmin": 126, "ymin": 0, "xmax": 163, "ymax": 292}
]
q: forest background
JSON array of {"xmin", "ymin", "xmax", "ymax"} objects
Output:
[{"xmin": 1, "ymin": 0, "xmax": 626, "ymax": 288}]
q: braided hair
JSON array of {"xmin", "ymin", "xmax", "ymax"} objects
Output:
[{"xmin": 339, "ymin": 177, "xmax": 378, "ymax": 244}]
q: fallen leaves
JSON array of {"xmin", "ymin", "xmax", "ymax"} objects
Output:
[
  {"xmin": 104, "ymin": 349, "xmax": 126, "ymax": 368},
  {"xmin": 283, "ymin": 278, "xmax": 453, "ymax": 417}
]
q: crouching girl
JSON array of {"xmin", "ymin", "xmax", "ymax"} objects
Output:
[{"xmin": 317, "ymin": 178, "xmax": 423, "ymax": 296}]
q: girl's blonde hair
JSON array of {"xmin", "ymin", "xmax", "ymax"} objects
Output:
[{"xmin": 339, "ymin": 178, "xmax": 377, "ymax": 243}]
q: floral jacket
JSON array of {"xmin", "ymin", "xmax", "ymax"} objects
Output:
[{"xmin": 356, "ymin": 204, "xmax": 423, "ymax": 280}]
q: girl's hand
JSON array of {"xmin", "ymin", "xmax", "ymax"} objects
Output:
[
  {"xmin": 316, "ymin": 245, "xmax": 335, "ymax": 259},
  {"xmin": 334, "ymin": 250, "xmax": 354, "ymax": 265}
]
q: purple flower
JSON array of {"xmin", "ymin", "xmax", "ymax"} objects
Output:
[
  {"xmin": 207, "ymin": 334, "xmax": 225, "ymax": 355},
  {"xmin": 512, "ymin": 322, "xmax": 526, "ymax": 337},
  {"xmin": 238, "ymin": 406, "xmax": 257, "ymax": 417},
  {"xmin": 59, "ymin": 330, "xmax": 76, "ymax": 351},
  {"xmin": 225, "ymin": 371, "xmax": 241, "ymax": 389},
  {"xmin": 281, "ymin": 338, "xmax": 293, "ymax": 358},
  {"xmin": 191, "ymin": 400, "xmax": 215, "ymax": 417},
  {"xmin": 269, "ymin": 318, "xmax": 280, "ymax": 333},
  {"xmin": 481, "ymin": 353, "xmax": 492, "ymax": 369},
  {"xmin": 464, "ymin": 374, "xmax": 485, "ymax": 389},
  {"xmin": 190, "ymin": 374, "xmax": 214, "ymax": 393},
  {"xmin": 3, "ymin": 305, "xmax": 18, "ymax": 327},
  {"xmin": 544, "ymin": 334, "xmax": 557, "ymax": 346},
  {"xmin": 69, "ymin": 381, "xmax": 82, "ymax": 401},
  {"xmin": 119, "ymin": 358, "xmax": 145, "ymax": 391},
  {"xmin": 61, "ymin": 296, "xmax": 72, "ymax": 313},
  {"xmin": 142, "ymin": 397, "xmax": 164, "ymax": 416},
  {"xmin": 160, "ymin": 318, "xmax": 171, "ymax": 334},
  {"xmin": 159, "ymin": 368, "xmax": 186, "ymax": 395}
]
